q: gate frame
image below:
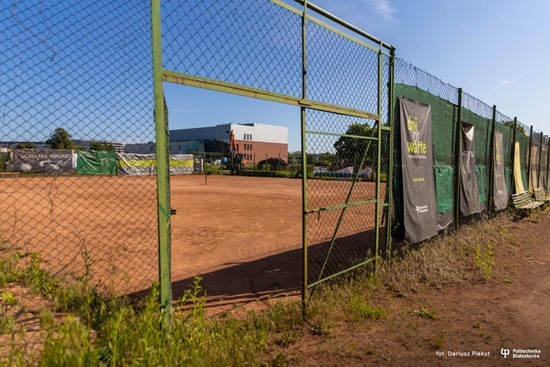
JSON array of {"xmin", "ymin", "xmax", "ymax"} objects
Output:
[{"xmin": 150, "ymin": 0, "xmax": 395, "ymax": 312}]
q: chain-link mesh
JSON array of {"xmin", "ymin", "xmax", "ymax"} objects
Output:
[
  {"xmin": 159, "ymin": 0, "xmax": 392, "ymax": 293},
  {"xmin": 162, "ymin": 0, "xmax": 302, "ymax": 98},
  {"xmin": 305, "ymin": 110, "xmax": 380, "ymax": 284},
  {"xmin": 5, "ymin": 0, "xmax": 549, "ymax": 325},
  {"xmin": 1, "ymin": 1, "xmax": 157, "ymax": 297},
  {"xmin": 306, "ymin": 20, "xmax": 379, "ymax": 112},
  {"xmin": 299, "ymin": 4, "xmax": 391, "ymax": 286}
]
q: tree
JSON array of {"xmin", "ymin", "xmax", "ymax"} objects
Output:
[
  {"xmin": 46, "ymin": 128, "xmax": 74, "ymax": 149},
  {"xmin": 333, "ymin": 123, "xmax": 377, "ymax": 163},
  {"xmin": 257, "ymin": 157, "xmax": 288, "ymax": 171},
  {"xmin": 203, "ymin": 139, "xmax": 230, "ymax": 154},
  {"xmin": 14, "ymin": 142, "xmax": 36, "ymax": 149},
  {"xmin": 89, "ymin": 141, "xmax": 115, "ymax": 152},
  {"xmin": 503, "ymin": 120, "xmax": 528, "ymax": 139},
  {"xmin": 316, "ymin": 152, "xmax": 337, "ymax": 168}
]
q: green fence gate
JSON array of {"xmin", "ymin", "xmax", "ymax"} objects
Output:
[{"xmin": 153, "ymin": 0, "xmax": 394, "ymax": 308}]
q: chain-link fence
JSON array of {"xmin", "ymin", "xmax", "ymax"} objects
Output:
[
  {"xmin": 3, "ymin": 0, "xmax": 550, "ymax": 317},
  {"xmin": 1, "ymin": 1, "xmax": 159, "ymax": 296},
  {"xmin": 160, "ymin": 0, "xmax": 394, "ymax": 299},
  {"xmin": 393, "ymin": 57, "xmax": 549, "ymax": 236}
]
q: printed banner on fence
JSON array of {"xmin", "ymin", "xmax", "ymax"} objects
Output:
[
  {"xmin": 76, "ymin": 150, "xmax": 117, "ymax": 175},
  {"xmin": 117, "ymin": 153, "xmax": 195, "ymax": 176},
  {"xmin": 12, "ymin": 149, "xmax": 76, "ymax": 173},
  {"xmin": 493, "ymin": 131, "xmax": 508, "ymax": 210},
  {"xmin": 529, "ymin": 145, "xmax": 539, "ymax": 191},
  {"xmin": 399, "ymin": 97, "xmax": 438, "ymax": 244},
  {"xmin": 169, "ymin": 154, "xmax": 194, "ymax": 175},
  {"xmin": 117, "ymin": 153, "xmax": 156, "ymax": 176},
  {"xmin": 460, "ymin": 122, "xmax": 481, "ymax": 216},
  {"xmin": 513, "ymin": 141, "xmax": 525, "ymax": 194}
]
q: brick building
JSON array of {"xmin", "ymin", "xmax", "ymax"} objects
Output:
[{"xmin": 169, "ymin": 123, "xmax": 288, "ymax": 164}]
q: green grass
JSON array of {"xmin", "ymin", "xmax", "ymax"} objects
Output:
[
  {"xmin": 348, "ymin": 296, "xmax": 386, "ymax": 321},
  {"xmin": 413, "ymin": 306, "xmax": 438, "ymax": 320},
  {"xmin": 0, "ymin": 210, "xmax": 543, "ymax": 365}
]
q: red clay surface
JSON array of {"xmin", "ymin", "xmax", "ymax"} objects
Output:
[{"xmin": 1, "ymin": 174, "xmax": 385, "ymax": 309}]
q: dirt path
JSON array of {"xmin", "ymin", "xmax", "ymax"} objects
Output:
[{"xmin": 287, "ymin": 214, "xmax": 550, "ymax": 366}]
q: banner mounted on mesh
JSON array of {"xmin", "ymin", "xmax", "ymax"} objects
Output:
[
  {"xmin": 76, "ymin": 150, "xmax": 117, "ymax": 175},
  {"xmin": 493, "ymin": 131, "xmax": 508, "ymax": 210},
  {"xmin": 117, "ymin": 153, "xmax": 156, "ymax": 176},
  {"xmin": 117, "ymin": 153, "xmax": 194, "ymax": 176},
  {"xmin": 11, "ymin": 150, "xmax": 76, "ymax": 174},
  {"xmin": 460, "ymin": 122, "xmax": 481, "ymax": 216},
  {"xmin": 169, "ymin": 154, "xmax": 194, "ymax": 175},
  {"xmin": 513, "ymin": 141, "xmax": 525, "ymax": 194},
  {"xmin": 399, "ymin": 97, "xmax": 438, "ymax": 244},
  {"xmin": 529, "ymin": 145, "xmax": 539, "ymax": 191}
]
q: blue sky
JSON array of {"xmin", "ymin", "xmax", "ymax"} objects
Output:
[{"xmin": 165, "ymin": 0, "xmax": 550, "ymax": 152}]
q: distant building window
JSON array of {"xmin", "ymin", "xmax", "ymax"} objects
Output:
[
  {"xmin": 250, "ymin": 134, "xmax": 252, "ymax": 140},
  {"xmin": 250, "ymin": 144, "xmax": 252, "ymax": 150}
]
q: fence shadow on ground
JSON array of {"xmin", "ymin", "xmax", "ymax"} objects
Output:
[{"xmin": 128, "ymin": 227, "xmax": 386, "ymax": 313}]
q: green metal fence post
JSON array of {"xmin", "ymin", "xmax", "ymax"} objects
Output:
[
  {"xmin": 488, "ymin": 106, "xmax": 496, "ymax": 217},
  {"xmin": 454, "ymin": 88, "xmax": 463, "ymax": 230},
  {"xmin": 300, "ymin": 0, "xmax": 308, "ymax": 318},
  {"xmin": 374, "ymin": 44, "xmax": 383, "ymax": 274},
  {"xmin": 527, "ymin": 125, "xmax": 533, "ymax": 191},
  {"xmin": 151, "ymin": 0, "xmax": 172, "ymax": 311},
  {"xmin": 385, "ymin": 47, "xmax": 395, "ymax": 263},
  {"xmin": 510, "ymin": 117, "xmax": 517, "ymax": 193}
]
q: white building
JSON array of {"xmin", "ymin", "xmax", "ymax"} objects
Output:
[{"xmin": 126, "ymin": 123, "xmax": 289, "ymax": 163}]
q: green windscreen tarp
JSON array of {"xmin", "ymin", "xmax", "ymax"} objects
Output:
[{"xmin": 76, "ymin": 150, "xmax": 117, "ymax": 175}]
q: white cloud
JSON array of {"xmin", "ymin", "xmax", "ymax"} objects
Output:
[
  {"xmin": 365, "ymin": 0, "xmax": 398, "ymax": 23},
  {"xmin": 314, "ymin": 0, "xmax": 398, "ymax": 29},
  {"xmin": 500, "ymin": 79, "xmax": 512, "ymax": 87}
]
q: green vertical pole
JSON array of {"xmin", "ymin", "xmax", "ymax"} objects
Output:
[
  {"xmin": 510, "ymin": 117, "xmax": 517, "ymax": 194},
  {"xmin": 527, "ymin": 125, "xmax": 533, "ymax": 191},
  {"xmin": 300, "ymin": 0, "xmax": 308, "ymax": 317},
  {"xmin": 374, "ymin": 44, "xmax": 383, "ymax": 273},
  {"xmin": 533, "ymin": 131, "xmax": 542, "ymax": 189},
  {"xmin": 385, "ymin": 47, "xmax": 395, "ymax": 263},
  {"xmin": 454, "ymin": 88, "xmax": 463, "ymax": 230},
  {"xmin": 488, "ymin": 105, "xmax": 497, "ymax": 217},
  {"xmin": 151, "ymin": 0, "xmax": 172, "ymax": 311}
]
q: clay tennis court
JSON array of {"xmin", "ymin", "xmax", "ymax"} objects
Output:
[{"xmin": 1, "ymin": 174, "xmax": 384, "ymax": 307}]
